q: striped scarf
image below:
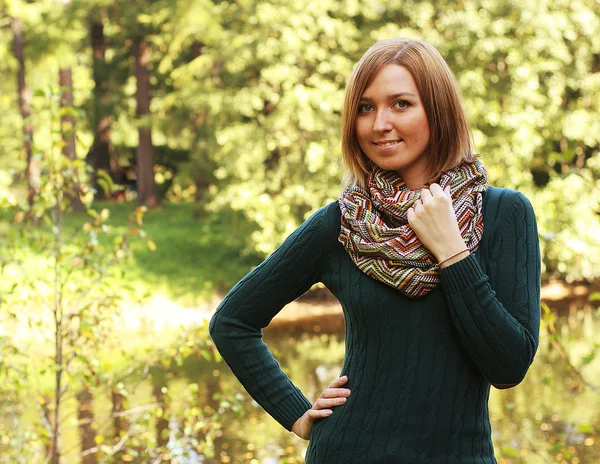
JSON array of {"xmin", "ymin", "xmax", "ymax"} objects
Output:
[{"xmin": 338, "ymin": 161, "xmax": 489, "ymax": 298}]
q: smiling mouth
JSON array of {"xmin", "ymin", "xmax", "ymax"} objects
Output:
[{"xmin": 373, "ymin": 140, "xmax": 403, "ymax": 147}]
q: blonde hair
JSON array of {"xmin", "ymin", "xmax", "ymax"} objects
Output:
[{"xmin": 341, "ymin": 38, "xmax": 477, "ymax": 188}]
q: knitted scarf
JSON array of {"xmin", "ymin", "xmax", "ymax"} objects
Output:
[{"xmin": 338, "ymin": 161, "xmax": 489, "ymax": 298}]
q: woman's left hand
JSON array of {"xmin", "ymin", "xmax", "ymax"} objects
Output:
[{"xmin": 407, "ymin": 184, "xmax": 468, "ymax": 265}]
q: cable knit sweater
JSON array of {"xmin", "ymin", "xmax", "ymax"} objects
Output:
[{"xmin": 208, "ymin": 186, "xmax": 541, "ymax": 463}]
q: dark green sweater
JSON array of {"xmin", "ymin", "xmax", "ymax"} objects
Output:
[{"xmin": 209, "ymin": 186, "xmax": 541, "ymax": 463}]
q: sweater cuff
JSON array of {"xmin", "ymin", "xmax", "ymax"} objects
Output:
[
  {"xmin": 439, "ymin": 253, "xmax": 486, "ymax": 294},
  {"xmin": 280, "ymin": 391, "xmax": 313, "ymax": 431}
]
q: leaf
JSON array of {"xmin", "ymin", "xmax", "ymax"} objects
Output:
[
  {"xmin": 576, "ymin": 423, "xmax": 595, "ymax": 434},
  {"xmin": 147, "ymin": 240, "xmax": 157, "ymax": 252},
  {"xmin": 58, "ymin": 106, "xmax": 74, "ymax": 117},
  {"xmin": 96, "ymin": 178, "xmax": 110, "ymax": 196},
  {"xmin": 501, "ymin": 446, "xmax": 518, "ymax": 457}
]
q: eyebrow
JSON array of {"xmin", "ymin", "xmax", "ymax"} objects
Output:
[{"xmin": 359, "ymin": 92, "xmax": 417, "ymax": 102}]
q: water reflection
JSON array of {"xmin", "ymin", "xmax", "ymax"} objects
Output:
[{"xmin": 9, "ymin": 305, "xmax": 596, "ymax": 463}]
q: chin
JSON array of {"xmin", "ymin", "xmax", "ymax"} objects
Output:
[{"xmin": 368, "ymin": 157, "xmax": 406, "ymax": 173}]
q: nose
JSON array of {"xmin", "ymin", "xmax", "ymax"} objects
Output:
[{"xmin": 373, "ymin": 108, "xmax": 393, "ymax": 133}]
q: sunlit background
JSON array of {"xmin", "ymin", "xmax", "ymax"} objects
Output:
[{"xmin": 0, "ymin": 0, "xmax": 599, "ymax": 463}]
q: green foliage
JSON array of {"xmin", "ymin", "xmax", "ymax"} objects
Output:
[
  {"xmin": 0, "ymin": 85, "xmax": 148, "ymax": 462},
  {"xmin": 3, "ymin": 0, "xmax": 598, "ymax": 281},
  {"xmin": 165, "ymin": 0, "xmax": 600, "ymax": 277},
  {"xmin": 0, "ymin": 84, "xmax": 247, "ymax": 462}
]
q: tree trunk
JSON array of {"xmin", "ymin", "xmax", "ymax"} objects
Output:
[
  {"xmin": 111, "ymin": 387, "xmax": 128, "ymax": 462},
  {"xmin": 152, "ymin": 384, "xmax": 169, "ymax": 448},
  {"xmin": 193, "ymin": 168, "xmax": 209, "ymax": 219},
  {"xmin": 11, "ymin": 16, "xmax": 40, "ymax": 206},
  {"xmin": 190, "ymin": 41, "xmax": 209, "ymax": 219},
  {"xmin": 41, "ymin": 395, "xmax": 53, "ymax": 460},
  {"xmin": 111, "ymin": 387, "xmax": 128, "ymax": 438},
  {"xmin": 59, "ymin": 67, "xmax": 85, "ymax": 211},
  {"xmin": 87, "ymin": 19, "xmax": 112, "ymax": 200},
  {"xmin": 50, "ymin": 191, "xmax": 65, "ymax": 464},
  {"xmin": 133, "ymin": 35, "xmax": 158, "ymax": 208},
  {"xmin": 77, "ymin": 386, "xmax": 98, "ymax": 464}
]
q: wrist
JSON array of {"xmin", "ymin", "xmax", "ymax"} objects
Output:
[
  {"xmin": 291, "ymin": 417, "xmax": 301, "ymax": 436},
  {"xmin": 438, "ymin": 249, "xmax": 470, "ymax": 268}
]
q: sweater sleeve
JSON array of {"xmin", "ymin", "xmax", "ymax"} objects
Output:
[
  {"xmin": 439, "ymin": 191, "xmax": 541, "ymax": 387},
  {"xmin": 208, "ymin": 206, "xmax": 332, "ymax": 431}
]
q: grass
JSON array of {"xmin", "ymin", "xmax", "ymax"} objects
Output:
[{"xmin": 4, "ymin": 200, "xmax": 264, "ymax": 307}]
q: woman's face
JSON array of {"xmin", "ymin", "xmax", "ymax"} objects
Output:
[{"xmin": 355, "ymin": 64, "xmax": 431, "ymax": 190}]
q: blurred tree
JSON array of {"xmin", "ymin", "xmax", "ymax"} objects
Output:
[
  {"xmin": 157, "ymin": 1, "xmax": 222, "ymax": 214},
  {"xmin": 201, "ymin": 0, "xmax": 357, "ymax": 253},
  {"xmin": 133, "ymin": 33, "xmax": 159, "ymax": 207},
  {"xmin": 10, "ymin": 14, "xmax": 39, "ymax": 205},
  {"xmin": 59, "ymin": 66, "xmax": 85, "ymax": 211},
  {"xmin": 202, "ymin": 0, "xmax": 600, "ymax": 281},
  {"xmin": 0, "ymin": 0, "xmax": 598, "ymax": 282},
  {"xmin": 87, "ymin": 14, "xmax": 113, "ymax": 200}
]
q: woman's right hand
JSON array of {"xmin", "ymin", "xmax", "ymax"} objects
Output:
[{"xmin": 291, "ymin": 375, "xmax": 351, "ymax": 440}]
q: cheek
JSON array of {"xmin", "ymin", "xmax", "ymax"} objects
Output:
[
  {"xmin": 406, "ymin": 113, "xmax": 430, "ymax": 144},
  {"xmin": 355, "ymin": 118, "xmax": 368, "ymax": 137},
  {"xmin": 354, "ymin": 120, "xmax": 371, "ymax": 148}
]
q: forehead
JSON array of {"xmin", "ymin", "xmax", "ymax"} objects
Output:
[{"xmin": 361, "ymin": 64, "xmax": 419, "ymax": 99}]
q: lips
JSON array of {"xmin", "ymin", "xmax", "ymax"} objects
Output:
[
  {"xmin": 372, "ymin": 139, "xmax": 403, "ymax": 152},
  {"xmin": 373, "ymin": 140, "xmax": 403, "ymax": 147}
]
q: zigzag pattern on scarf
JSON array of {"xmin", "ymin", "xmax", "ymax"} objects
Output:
[{"xmin": 339, "ymin": 161, "xmax": 489, "ymax": 298}]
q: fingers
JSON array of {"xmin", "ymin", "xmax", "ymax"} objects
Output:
[
  {"xmin": 329, "ymin": 375, "xmax": 348, "ymax": 388},
  {"xmin": 420, "ymin": 184, "xmax": 452, "ymax": 207},
  {"xmin": 314, "ymin": 396, "xmax": 347, "ymax": 410},
  {"xmin": 321, "ymin": 388, "xmax": 351, "ymax": 398},
  {"xmin": 311, "ymin": 376, "xmax": 352, "ymax": 417},
  {"xmin": 407, "ymin": 206, "xmax": 415, "ymax": 224},
  {"xmin": 428, "ymin": 183, "xmax": 444, "ymax": 196},
  {"xmin": 308, "ymin": 408, "xmax": 333, "ymax": 419},
  {"xmin": 428, "ymin": 183, "xmax": 452, "ymax": 199}
]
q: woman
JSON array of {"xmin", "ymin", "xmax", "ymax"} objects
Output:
[{"xmin": 209, "ymin": 38, "xmax": 541, "ymax": 463}]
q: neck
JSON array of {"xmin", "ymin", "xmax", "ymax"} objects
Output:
[{"xmin": 399, "ymin": 172, "xmax": 433, "ymax": 191}]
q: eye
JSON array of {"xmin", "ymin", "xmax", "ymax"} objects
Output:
[
  {"xmin": 358, "ymin": 103, "xmax": 373, "ymax": 113},
  {"xmin": 394, "ymin": 100, "xmax": 410, "ymax": 110}
]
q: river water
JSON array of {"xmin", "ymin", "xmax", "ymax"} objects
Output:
[{"xmin": 10, "ymin": 301, "xmax": 600, "ymax": 464}]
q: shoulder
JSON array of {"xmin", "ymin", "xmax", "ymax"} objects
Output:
[
  {"xmin": 305, "ymin": 200, "xmax": 342, "ymax": 239},
  {"xmin": 485, "ymin": 186, "xmax": 535, "ymax": 214},
  {"xmin": 483, "ymin": 186, "xmax": 537, "ymax": 237},
  {"xmin": 293, "ymin": 201, "xmax": 341, "ymax": 242}
]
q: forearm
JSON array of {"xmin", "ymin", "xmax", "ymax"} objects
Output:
[
  {"xmin": 440, "ymin": 193, "xmax": 541, "ymax": 387},
  {"xmin": 210, "ymin": 316, "xmax": 313, "ymax": 430},
  {"xmin": 441, "ymin": 254, "xmax": 539, "ymax": 385},
  {"xmin": 208, "ymin": 205, "xmax": 334, "ymax": 430}
]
